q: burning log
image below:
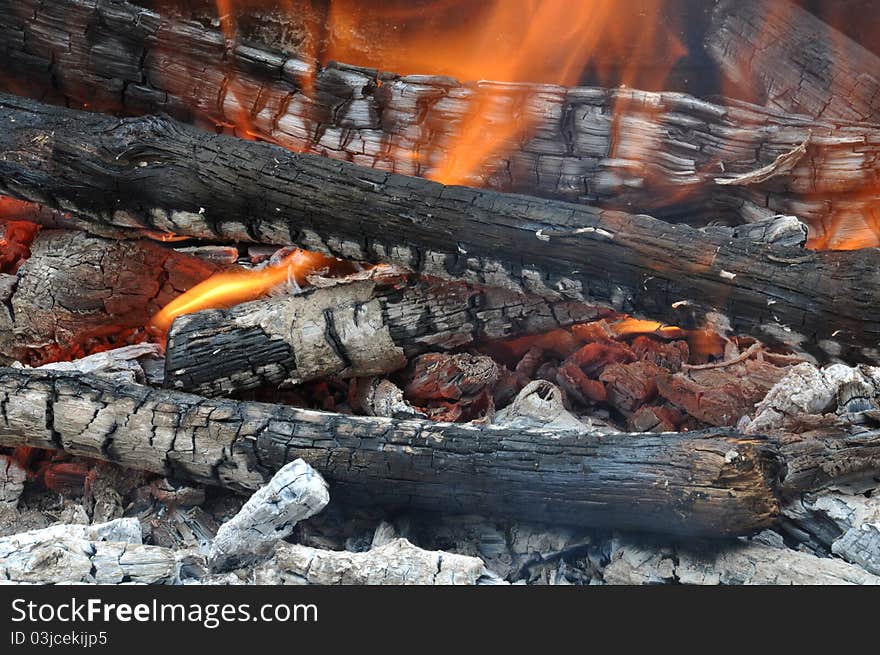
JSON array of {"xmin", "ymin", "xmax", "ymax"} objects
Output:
[
  {"xmin": 2, "ymin": 94, "xmax": 879, "ymax": 362},
  {"xmin": 5, "ymin": 0, "xmax": 880, "ymax": 250},
  {"xmin": 0, "ymin": 228, "xmax": 218, "ymax": 364},
  {"xmin": 0, "ymin": 367, "xmax": 785, "ymax": 537},
  {"xmin": 165, "ymin": 267, "xmax": 601, "ymax": 396},
  {"xmin": 0, "ymin": 0, "xmax": 707, "ymax": 203},
  {"xmin": 707, "ymin": 0, "xmax": 880, "ymax": 122}
]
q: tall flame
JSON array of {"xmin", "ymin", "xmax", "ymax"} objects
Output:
[
  {"xmin": 321, "ymin": 0, "xmax": 685, "ymax": 186},
  {"xmin": 150, "ymin": 249, "xmax": 334, "ymax": 333},
  {"xmin": 204, "ymin": 0, "xmax": 685, "ymax": 186}
]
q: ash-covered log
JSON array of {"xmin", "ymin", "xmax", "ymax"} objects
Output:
[
  {"xmin": 2, "ymin": 94, "xmax": 879, "ymax": 362},
  {"xmin": 0, "ymin": 367, "xmax": 785, "ymax": 537},
  {"xmin": 707, "ymin": 0, "xmax": 880, "ymax": 122},
  {"xmin": 165, "ymin": 267, "xmax": 604, "ymax": 396},
  {"xmin": 0, "ymin": 228, "xmax": 218, "ymax": 364}
]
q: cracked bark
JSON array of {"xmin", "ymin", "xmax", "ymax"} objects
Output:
[
  {"xmin": 0, "ymin": 229, "xmax": 218, "ymax": 364},
  {"xmin": 0, "ymin": 518, "xmax": 179, "ymax": 584},
  {"xmin": 707, "ymin": 0, "xmax": 880, "ymax": 122},
  {"xmin": 4, "ymin": 0, "xmax": 880, "ymax": 248},
  {"xmin": 0, "ymin": 367, "xmax": 787, "ymax": 537},
  {"xmin": 2, "ymin": 95, "xmax": 880, "ymax": 362},
  {"xmin": 0, "ymin": 365, "xmax": 878, "ymax": 538},
  {"xmin": 165, "ymin": 268, "xmax": 606, "ymax": 396}
]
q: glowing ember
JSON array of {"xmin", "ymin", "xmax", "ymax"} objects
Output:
[
  {"xmin": 610, "ymin": 318, "xmax": 726, "ymax": 360},
  {"xmin": 611, "ymin": 318, "xmax": 684, "ymax": 339},
  {"xmin": 150, "ymin": 249, "xmax": 335, "ymax": 332},
  {"xmin": 0, "ymin": 198, "xmax": 42, "ymax": 273}
]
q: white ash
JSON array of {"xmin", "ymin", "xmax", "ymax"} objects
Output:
[
  {"xmin": 493, "ymin": 380, "xmax": 600, "ymax": 433},
  {"xmin": 209, "ymin": 459, "xmax": 330, "ymax": 571},
  {"xmin": 603, "ymin": 534, "xmax": 880, "ymax": 585},
  {"xmin": 745, "ymin": 362, "xmax": 880, "ymax": 433},
  {"xmin": 254, "ymin": 538, "xmax": 497, "ymax": 585},
  {"xmin": 32, "ymin": 343, "xmax": 163, "ymax": 385}
]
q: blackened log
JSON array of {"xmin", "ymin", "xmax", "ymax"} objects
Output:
[
  {"xmin": 2, "ymin": 94, "xmax": 879, "ymax": 363},
  {"xmin": 707, "ymin": 0, "xmax": 880, "ymax": 122},
  {"xmin": 0, "ymin": 366, "xmax": 782, "ymax": 537},
  {"xmin": 0, "ymin": 229, "xmax": 218, "ymax": 364},
  {"xmin": 165, "ymin": 268, "xmax": 604, "ymax": 397},
  {"xmin": 6, "ymin": 0, "xmax": 880, "ymax": 248}
]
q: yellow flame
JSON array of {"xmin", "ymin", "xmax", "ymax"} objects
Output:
[{"xmin": 150, "ymin": 249, "xmax": 333, "ymax": 332}]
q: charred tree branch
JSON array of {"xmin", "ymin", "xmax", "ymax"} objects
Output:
[{"xmin": 1, "ymin": 94, "xmax": 878, "ymax": 361}]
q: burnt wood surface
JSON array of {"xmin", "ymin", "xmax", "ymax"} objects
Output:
[
  {"xmin": 165, "ymin": 268, "xmax": 606, "ymax": 397},
  {"xmin": 0, "ymin": 367, "xmax": 783, "ymax": 537},
  {"xmin": 707, "ymin": 0, "xmax": 880, "ymax": 122},
  {"xmin": 3, "ymin": 367, "xmax": 880, "ymax": 537},
  {"xmin": 0, "ymin": 229, "xmax": 217, "ymax": 365},
  {"xmin": 4, "ymin": 0, "xmax": 880, "ymax": 247},
  {"xmin": 2, "ymin": 94, "xmax": 879, "ymax": 363}
]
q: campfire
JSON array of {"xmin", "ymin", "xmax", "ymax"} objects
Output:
[{"xmin": 0, "ymin": 0, "xmax": 879, "ymax": 586}]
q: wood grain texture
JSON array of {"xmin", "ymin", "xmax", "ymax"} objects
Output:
[
  {"xmin": 4, "ymin": 0, "xmax": 880, "ymax": 247},
  {"xmin": 2, "ymin": 94, "xmax": 879, "ymax": 362},
  {"xmin": 707, "ymin": 0, "xmax": 880, "ymax": 122},
  {"xmin": 165, "ymin": 269, "xmax": 605, "ymax": 396},
  {"xmin": 0, "ymin": 366, "xmax": 783, "ymax": 537}
]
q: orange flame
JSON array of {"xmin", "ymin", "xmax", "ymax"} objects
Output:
[
  {"xmin": 322, "ymin": 0, "xmax": 685, "ymax": 186},
  {"xmin": 204, "ymin": 1, "xmax": 684, "ymax": 186},
  {"xmin": 150, "ymin": 249, "xmax": 334, "ymax": 333},
  {"xmin": 611, "ymin": 317, "xmax": 727, "ymax": 359}
]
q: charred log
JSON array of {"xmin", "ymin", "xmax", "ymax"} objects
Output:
[
  {"xmin": 1, "ymin": 95, "xmax": 879, "ymax": 362},
  {"xmin": 0, "ymin": 229, "xmax": 218, "ymax": 365},
  {"xmin": 165, "ymin": 268, "xmax": 604, "ymax": 396},
  {"xmin": 4, "ymin": 0, "xmax": 880, "ymax": 248},
  {"xmin": 707, "ymin": 0, "xmax": 880, "ymax": 122},
  {"xmin": 0, "ymin": 366, "xmax": 787, "ymax": 537}
]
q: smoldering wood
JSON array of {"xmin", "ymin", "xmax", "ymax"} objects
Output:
[
  {"xmin": 707, "ymin": 0, "xmax": 880, "ymax": 122},
  {"xmin": 0, "ymin": 367, "xmax": 785, "ymax": 537},
  {"xmin": 745, "ymin": 362, "xmax": 880, "ymax": 434},
  {"xmin": 492, "ymin": 381, "xmax": 593, "ymax": 433},
  {"xmin": 603, "ymin": 535, "xmax": 880, "ymax": 585},
  {"xmin": 3, "ymin": 96, "xmax": 880, "ymax": 362},
  {"xmin": 0, "ymin": 197, "xmax": 71, "ymax": 230},
  {"xmin": 209, "ymin": 459, "xmax": 330, "ymax": 571},
  {"xmin": 0, "ymin": 229, "xmax": 218, "ymax": 364},
  {"xmin": 165, "ymin": 267, "xmax": 604, "ymax": 397},
  {"xmin": 5, "ymin": 0, "xmax": 880, "ymax": 248},
  {"xmin": 253, "ymin": 538, "xmax": 493, "ymax": 585},
  {"xmin": 348, "ymin": 377, "xmax": 425, "ymax": 419}
]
